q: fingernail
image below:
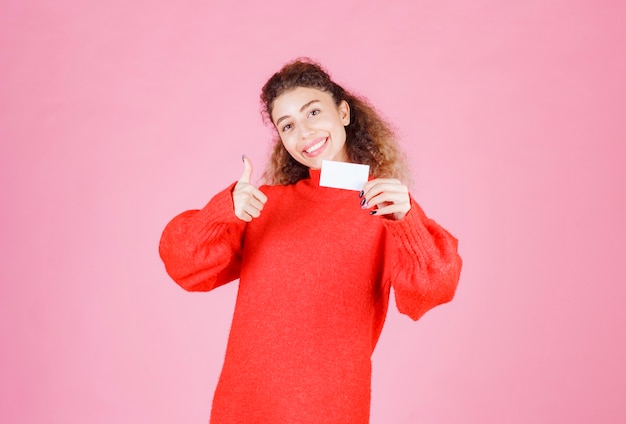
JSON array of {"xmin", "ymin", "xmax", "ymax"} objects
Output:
[
  {"xmin": 369, "ymin": 210, "xmax": 377, "ymax": 215},
  {"xmin": 359, "ymin": 190, "xmax": 364, "ymax": 198},
  {"xmin": 360, "ymin": 198, "xmax": 366, "ymax": 206},
  {"xmin": 241, "ymin": 154, "xmax": 246, "ymax": 162}
]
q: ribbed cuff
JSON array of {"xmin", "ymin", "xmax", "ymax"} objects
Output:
[{"xmin": 380, "ymin": 197, "xmax": 432, "ymax": 264}]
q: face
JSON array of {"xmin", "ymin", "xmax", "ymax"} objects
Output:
[{"xmin": 271, "ymin": 86, "xmax": 350, "ymax": 170}]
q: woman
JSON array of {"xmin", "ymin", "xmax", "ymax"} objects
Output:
[{"xmin": 159, "ymin": 58, "xmax": 462, "ymax": 423}]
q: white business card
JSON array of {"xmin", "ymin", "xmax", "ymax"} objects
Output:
[{"xmin": 319, "ymin": 160, "xmax": 370, "ymax": 191}]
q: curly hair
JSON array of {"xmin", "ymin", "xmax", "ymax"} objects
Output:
[{"xmin": 260, "ymin": 58, "xmax": 410, "ymax": 186}]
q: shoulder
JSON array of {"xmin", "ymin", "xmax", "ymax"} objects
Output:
[{"xmin": 259, "ymin": 183, "xmax": 291, "ymax": 195}]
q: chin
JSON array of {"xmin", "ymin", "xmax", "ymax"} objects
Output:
[{"xmin": 306, "ymin": 162, "xmax": 322, "ymax": 170}]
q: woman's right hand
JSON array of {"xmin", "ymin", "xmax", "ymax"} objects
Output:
[{"xmin": 233, "ymin": 156, "xmax": 268, "ymax": 222}]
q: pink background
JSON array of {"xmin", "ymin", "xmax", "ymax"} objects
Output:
[{"xmin": 1, "ymin": 1, "xmax": 625, "ymax": 423}]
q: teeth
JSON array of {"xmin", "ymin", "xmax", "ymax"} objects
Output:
[{"xmin": 305, "ymin": 139, "xmax": 326, "ymax": 153}]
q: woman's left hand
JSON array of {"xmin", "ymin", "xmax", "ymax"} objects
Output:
[{"xmin": 360, "ymin": 178, "xmax": 411, "ymax": 220}]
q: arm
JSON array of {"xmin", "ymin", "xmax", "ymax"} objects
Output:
[
  {"xmin": 158, "ymin": 183, "xmax": 247, "ymax": 292},
  {"xmin": 381, "ymin": 198, "xmax": 462, "ymax": 321}
]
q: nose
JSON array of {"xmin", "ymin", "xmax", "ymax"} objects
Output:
[{"xmin": 299, "ymin": 121, "xmax": 314, "ymax": 139}]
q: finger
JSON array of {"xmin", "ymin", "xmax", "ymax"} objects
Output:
[
  {"xmin": 252, "ymin": 187, "xmax": 268, "ymax": 204},
  {"xmin": 365, "ymin": 191, "xmax": 409, "ymax": 209},
  {"xmin": 248, "ymin": 196, "xmax": 266, "ymax": 212},
  {"xmin": 235, "ymin": 205, "xmax": 258, "ymax": 222},
  {"xmin": 237, "ymin": 188, "xmax": 267, "ymax": 208},
  {"xmin": 361, "ymin": 184, "xmax": 408, "ymax": 210},
  {"xmin": 370, "ymin": 203, "xmax": 410, "ymax": 219},
  {"xmin": 233, "ymin": 187, "xmax": 267, "ymax": 222},
  {"xmin": 239, "ymin": 155, "xmax": 253, "ymax": 184},
  {"xmin": 238, "ymin": 212, "xmax": 253, "ymax": 222},
  {"xmin": 361, "ymin": 178, "xmax": 402, "ymax": 194},
  {"xmin": 361, "ymin": 179, "xmax": 406, "ymax": 201},
  {"xmin": 242, "ymin": 204, "xmax": 263, "ymax": 219},
  {"xmin": 234, "ymin": 203, "xmax": 251, "ymax": 221}
]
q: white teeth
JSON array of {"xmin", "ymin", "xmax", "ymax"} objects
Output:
[{"xmin": 305, "ymin": 139, "xmax": 326, "ymax": 154}]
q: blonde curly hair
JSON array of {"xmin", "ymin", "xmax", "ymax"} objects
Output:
[{"xmin": 260, "ymin": 58, "xmax": 410, "ymax": 185}]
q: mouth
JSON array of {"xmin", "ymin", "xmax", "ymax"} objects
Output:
[{"xmin": 303, "ymin": 137, "xmax": 328, "ymax": 156}]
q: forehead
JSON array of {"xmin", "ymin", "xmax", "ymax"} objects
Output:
[{"xmin": 271, "ymin": 87, "xmax": 334, "ymax": 119}]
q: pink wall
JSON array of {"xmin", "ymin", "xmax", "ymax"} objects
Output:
[{"xmin": 2, "ymin": 1, "xmax": 625, "ymax": 422}]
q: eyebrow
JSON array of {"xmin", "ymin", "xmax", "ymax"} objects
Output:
[{"xmin": 275, "ymin": 99, "xmax": 320, "ymax": 126}]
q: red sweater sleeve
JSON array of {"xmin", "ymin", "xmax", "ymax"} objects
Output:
[
  {"xmin": 159, "ymin": 183, "xmax": 246, "ymax": 292},
  {"xmin": 381, "ymin": 197, "xmax": 462, "ymax": 321}
]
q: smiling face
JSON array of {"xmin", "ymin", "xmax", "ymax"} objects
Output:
[{"xmin": 271, "ymin": 86, "xmax": 351, "ymax": 170}]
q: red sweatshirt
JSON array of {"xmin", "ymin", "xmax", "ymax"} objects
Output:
[{"xmin": 159, "ymin": 169, "xmax": 462, "ymax": 423}]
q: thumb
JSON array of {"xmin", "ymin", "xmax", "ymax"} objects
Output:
[{"xmin": 239, "ymin": 154, "xmax": 253, "ymax": 184}]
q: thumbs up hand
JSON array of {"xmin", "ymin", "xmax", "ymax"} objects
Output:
[{"xmin": 233, "ymin": 155, "xmax": 268, "ymax": 222}]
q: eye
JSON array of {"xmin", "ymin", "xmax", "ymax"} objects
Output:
[
  {"xmin": 308, "ymin": 109, "xmax": 320, "ymax": 118},
  {"xmin": 281, "ymin": 123, "xmax": 292, "ymax": 132}
]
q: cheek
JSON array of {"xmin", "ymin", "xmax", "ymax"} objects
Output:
[
  {"xmin": 280, "ymin": 134, "xmax": 297, "ymax": 152},
  {"xmin": 333, "ymin": 125, "xmax": 347, "ymax": 142}
]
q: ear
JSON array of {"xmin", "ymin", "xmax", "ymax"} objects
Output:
[{"xmin": 339, "ymin": 100, "xmax": 350, "ymax": 126}]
